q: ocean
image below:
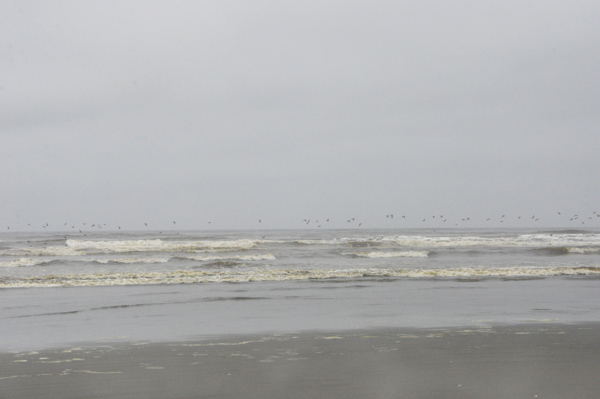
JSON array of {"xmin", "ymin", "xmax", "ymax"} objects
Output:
[{"xmin": 2, "ymin": 228, "xmax": 600, "ymax": 351}]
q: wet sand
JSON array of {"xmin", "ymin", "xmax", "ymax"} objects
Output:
[{"xmin": 2, "ymin": 323, "xmax": 599, "ymax": 399}]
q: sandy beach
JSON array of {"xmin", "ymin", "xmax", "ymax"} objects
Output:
[{"xmin": 2, "ymin": 323, "xmax": 599, "ymax": 399}]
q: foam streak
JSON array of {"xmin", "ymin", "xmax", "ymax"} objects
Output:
[{"xmin": 2, "ymin": 267, "xmax": 599, "ymax": 288}]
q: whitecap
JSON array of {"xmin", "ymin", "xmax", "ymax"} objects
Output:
[
  {"xmin": 182, "ymin": 254, "xmax": 276, "ymax": 262},
  {"xmin": 2, "ymin": 266, "xmax": 599, "ymax": 288},
  {"xmin": 0, "ymin": 258, "xmax": 53, "ymax": 267},
  {"xmin": 347, "ymin": 251, "xmax": 429, "ymax": 258},
  {"xmin": 83, "ymin": 257, "xmax": 171, "ymax": 264}
]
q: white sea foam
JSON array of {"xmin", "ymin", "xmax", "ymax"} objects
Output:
[
  {"xmin": 182, "ymin": 254, "xmax": 276, "ymax": 261},
  {"xmin": 82, "ymin": 254, "xmax": 275, "ymax": 264},
  {"xmin": 84, "ymin": 257, "xmax": 171, "ymax": 264},
  {"xmin": 298, "ymin": 234, "xmax": 600, "ymax": 248},
  {"xmin": 2, "ymin": 266, "xmax": 598, "ymax": 288},
  {"xmin": 0, "ymin": 247, "xmax": 82, "ymax": 257},
  {"xmin": 565, "ymin": 247, "xmax": 600, "ymax": 254},
  {"xmin": 0, "ymin": 258, "xmax": 53, "ymax": 268},
  {"xmin": 348, "ymin": 251, "xmax": 429, "ymax": 258},
  {"xmin": 0, "ymin": 239, "xmax": 258, "ymax": 256},
  {"xmin": 0, "ymin": 254, "xmax": 275, "ymax": 267},
  {"xmin": 66, "ymin": 239, "xmax": 257, "ymax": 252}
]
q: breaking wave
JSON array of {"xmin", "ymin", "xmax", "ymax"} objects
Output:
[
  {"xmin": 2, "ymin": 266, "xmax": 599, "ymax": 288},
  {"xmin": 0, "ymin": 239, "xmax": 258, "ymax": 256},
  {"xmin": 297, "ymin": 233, "xmax": 600, "ymax": 248},
  {"xmin": 84, "ymin": 257, "xmax": 171, "ymax": 264},
  {"xmin": 0, "ymin": 253, "xmax": 276, "ymax": 267},
  {"xmin": 179, "ymin": 254, "xmax": 276, "ymax": 262},
  {"xmin": 200, "ymin": 261, "xmax": 242, "ymax": 268},
  {"xmin": 0, "ymin": 259, "xmax": 54, "ymax": 268},
  {"xmin": 533, "ymin": 246, "xmax": 600, "ymax": 256},
  {"xmin": 565, "ymin": 247, "xmax": 600, "ymax": 254},
  {"xmin": 65, "ymin": 239, "xmax": 257, "ymax": 252},
  {"xmin": 347, "ymin": 251, "xmax": 429, "ymax": 258}
]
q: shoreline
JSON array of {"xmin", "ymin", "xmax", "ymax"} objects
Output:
[{"xmin": 2, "ymin": 323, "xmax": 600, "ymax": 398}]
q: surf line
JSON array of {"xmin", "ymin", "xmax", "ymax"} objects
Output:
[{"xmin": 1, "ymin": 266, "xmax": 599, "ymax": 288}]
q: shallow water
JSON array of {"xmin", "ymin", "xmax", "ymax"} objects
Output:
[{"xmin": 2, "ymin": 228, "xmax": 600, "ymax": 351}]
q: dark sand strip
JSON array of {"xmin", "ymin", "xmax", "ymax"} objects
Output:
[{"xmin": 2, "ymin": 323, "xmax": 599, "ymax": 399}]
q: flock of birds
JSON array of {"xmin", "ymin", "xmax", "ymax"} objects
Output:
[
  {"xmin": 5, "ymin": 211, "xmax": 600, "ymax": 233},
  {"xmin": 299, "ymin": 211, "xmax": 600, "ymax": 228}
]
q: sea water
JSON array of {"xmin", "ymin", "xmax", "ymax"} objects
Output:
[{"xmin": 1, "ymin": 228, "xmax": 600, "ymax": 351}]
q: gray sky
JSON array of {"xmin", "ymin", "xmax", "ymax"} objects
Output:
[{"xmin": 2, "ymin": 0, "xmax": 600, "ymax": 230}]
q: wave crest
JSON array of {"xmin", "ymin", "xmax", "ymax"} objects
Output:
[
  {"xmin": 2, "ymin": 266, "xmax": 599, "ymax": 288},
  {"xmin": 295, "ymin": 234, "xmax": 600, "ymax": 248},
  {"xmin": 180, "ymin": 254, "xmax": 276, "ymax": 262},
  {"xmin": 0, "ymin": 258, "xmax": 54, "ymax": 268},
  {"xmin": 66, "ymin": 239, "xmax": 257, "ymax": 253},
  {"xmin": 348, "ymin": 251, "xmax": 429, "ymax": 258}
]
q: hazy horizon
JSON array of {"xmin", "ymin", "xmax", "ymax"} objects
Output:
[{"xmin": 2, "ymin": 1, "xmax": 600, "ymax": 230}]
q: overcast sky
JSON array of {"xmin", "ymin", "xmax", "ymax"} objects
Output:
[{"xmin": 2, "ymin": 1, "xmax": 600, "ymax": 230}]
